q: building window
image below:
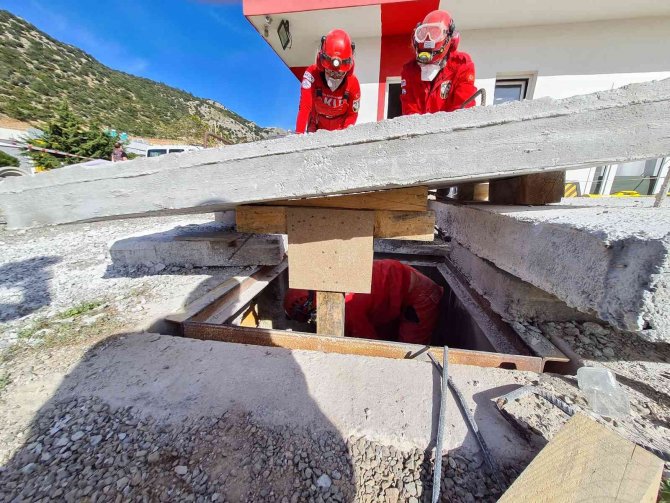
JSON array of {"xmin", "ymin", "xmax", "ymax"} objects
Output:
[
  {"xmin": 494, "ymin": 79, "xmax": 529, "ymax": 105},
  {"xmin": 386, "ymin": 82, "xmax": 402, "ymax": 119}
]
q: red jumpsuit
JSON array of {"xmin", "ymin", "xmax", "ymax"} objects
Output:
[
  {"xmin": 295, "ymin": 64, "xmax": 361, "ymax": 133},
  {"xmin": 344, "ymin": 260, "xmax": 444, "ymax": 345},
  {"xmin": 400, "ymin": 51, "xmax": 477, "ymax": 115}
]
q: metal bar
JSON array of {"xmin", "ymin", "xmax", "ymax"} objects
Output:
[
  {"xmin": 428, "ymin": 353, "xmax": 506, "ymax": 492},
  {"xmin": 180, "ymin": 322, "xmax": 544, "ymax": 372},
  {"xmin": 432, "ymin": 346, "xmax": 449, "ymax": 503},
  {"xmin": 654, "ymin": 158, "xmax": 670, "ymax": 207}
]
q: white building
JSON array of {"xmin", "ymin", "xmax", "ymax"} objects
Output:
[{"xmin": 244, "ymin": 0, "xmax": 670, "ymax": 196}]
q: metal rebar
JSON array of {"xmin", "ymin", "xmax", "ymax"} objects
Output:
[
  {"xmin": 431, "ymin": 346, "xmax": 449, "ymax": 503},
  {"xmin": 428, "ymin": 352, "xmax": 506, "ymax": 493}
]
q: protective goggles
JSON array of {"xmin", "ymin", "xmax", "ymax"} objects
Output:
[{"xmin": 414, "ymin": 22, "xmax": 448, "ymax": 45}]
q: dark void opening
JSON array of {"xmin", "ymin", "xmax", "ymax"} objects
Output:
[
  {"xmin": 233, "ymin": 262, "xmax": 524, "ymax": 356},
  {"xmin": 386, "ymin": 83, "xmax": 402, "ymax": 120}
]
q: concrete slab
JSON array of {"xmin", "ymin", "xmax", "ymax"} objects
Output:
[
  {"xmin": 1, "ymin": 79, "xmax": 669, "ymax": 228},
  {"xmin": 109, "ymin": 223, "xmax": 287, "ymax": 267},
  {"xmin": 62, "ymin": 333, "xmax": 538, "ymax": 463},
  {"xmin": 447, "ymin": 241, "xmax": 595, "ymax": 323},
  {"xmin": 431, "ymin": 198, "xmax": 670, "ymax": 338}
]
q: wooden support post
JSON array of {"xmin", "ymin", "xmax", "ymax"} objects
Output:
[
  {"xmin": 316, "ymin": 291, "xmax": 345, "ymax": 337},
  {"xmin": 489, "ymin": 171, "xmax": 565, "ymax": 205}
]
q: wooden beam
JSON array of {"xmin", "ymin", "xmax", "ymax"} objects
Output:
[
  {"xmin": 202, "ymin": 260, "xmax": 288, "ymax": 324},
  {"xmin": 489, "ymin": 171, "xmax": 565, "ymax": 205},
  {"xmin": 316, "ymin": 291, "xmax": 345, "ymax": 337},
  {"xmin": 264, "ymin": 186, "xmax": 428, "ymax": 211},
  {"xmin": 181, "ymin": 322, "xmax": 544, "ymax": 372},
  {"xmin": 164, "ymin": 267, "xmax": 260, "ymax": 323},
  {"xmin": 237, "ymin": 206, "xmax": 435, "ymax": 241},
  {"xmin": 3, "ymin": 79, "xmax": 668, "ymax": 229},
  {"xmin": 374, "ymin": 210, "xmax": 434, "ymax": 241},
  {"xmin": 499, "ymin": 414, "xmax": 664, "ymax": 503}
]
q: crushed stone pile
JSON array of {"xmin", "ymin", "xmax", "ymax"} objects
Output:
[{"xmin": 0, "ymin": 396, "xmax": 522, "ymax": 503}]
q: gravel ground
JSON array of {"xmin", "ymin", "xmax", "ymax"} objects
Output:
[
  {"xmin": 0, "ymin": 395, "xmax": 520, "ymax": 503},
  {"xmin": 0, "ymin": 215, "xmax": 250, "ymax": 350}
]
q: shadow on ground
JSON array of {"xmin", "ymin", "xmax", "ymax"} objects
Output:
[{"xmin": 0, "ymin": 256, "xmax": 60, "ymax": 322}]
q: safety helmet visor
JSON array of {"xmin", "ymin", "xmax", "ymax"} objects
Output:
[{"xmin": 414, "ymin": 22, "xmax": 448, "ymax": 45}]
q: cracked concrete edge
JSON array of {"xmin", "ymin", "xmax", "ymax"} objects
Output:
[
  {"xmin": 431, "ymin": 201, "xmax": 670, "ymax": 337},
  {"xmin": 2, "ymin": 79, "xmax": 670, "ymax": 228}
]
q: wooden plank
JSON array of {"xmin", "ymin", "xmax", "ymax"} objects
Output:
[
  {"xmin": 236, "ymin": 206, "xmax": 286, "ymax": 234},
  {"xmin": 181, "ymin": 322, "xmax": 544, "ymax": 372},
  {"xmin": 316, "ymin": 291, "xmax": 345, "ymax": 337},
  {"xmin": 203, "ymin": 260, "xmax": 288, "ymax": 324},
  {"xmin": 287, "ymin": 208, "xmax": 374, "ymax": 293},
  {"xmin": 237, "ymin": 206, "xmax": 434, "ymax": 240},
  {"xmin": 265, "ymin": 186, "xmax": 428, "ymax": 211},
  {"xmin": 3, "ymin": 79, "xmax": 668, "ymax": 229},
  {"xmin": 489, "ymin": 171, "xmax": 565, "ymax": 205},
  {"xmin": 374, "ymin": 210, "xmax": 434, "ymax": 241},
  {"xmin": 164, "ymin": 266, "xmax": 260, "ymax": 323},
  {"xmin": 499, "ymin": 414, "xmax": 663, "ymax": 503}
]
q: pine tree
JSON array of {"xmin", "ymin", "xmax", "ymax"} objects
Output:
[{"xmin": 25, "ymin": 102, "xmax": 117, "ymax": 170}]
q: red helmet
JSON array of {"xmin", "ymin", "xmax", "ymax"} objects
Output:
[
  {"xmin": 284, "ymin": 289, "xmax": 316, "ymax": 323},
  {"xmin": 317, "ymin": 29, "xmax": 355, "ymax": 77},
  {"xmin": 413, "ymin": 10, "xmax": 457, "ymax": 65}
]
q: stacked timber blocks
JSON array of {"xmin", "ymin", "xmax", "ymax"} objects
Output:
[{"xmin": 236, "ymin": 187, "xmax": 434, "ymax": 336}]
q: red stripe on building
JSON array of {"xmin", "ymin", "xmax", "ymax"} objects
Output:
[
  {"xmin": 244, "ymin": 0, "xmax": 403, "ymax": 16},
  {"xmin": 377, "ymin": 0, "xmax": 438, "ymax": 120}
]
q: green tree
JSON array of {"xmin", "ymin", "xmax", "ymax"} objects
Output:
[
  {"xmin": 0, "ymin": 151, "xmax": 20, "ymax": 167},
  {"xmin": 24, "ymin": 102, "xmax": 116, "ymax": 170}
]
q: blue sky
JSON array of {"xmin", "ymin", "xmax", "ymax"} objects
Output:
[{"xmin": 0, "ymin": 0, "xmax": 299, "ymax": 129}]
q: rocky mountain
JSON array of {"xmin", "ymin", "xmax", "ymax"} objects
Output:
[{"xmin": 0, "ymin": 10, "xmax": 271, "ymax": 143}]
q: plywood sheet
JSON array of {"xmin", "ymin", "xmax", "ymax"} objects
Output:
[{"xmin": 287, "ymin": 208, "xmax": 374, "ymax": 293}]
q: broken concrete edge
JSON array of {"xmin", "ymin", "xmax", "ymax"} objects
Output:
[
  {"xmin": 2, "ymin": 78, "xmax": 670, "ymax": 228},
  {"xmin": 431, "ymin": 199, "xmax": 670, "ymax": 338}
]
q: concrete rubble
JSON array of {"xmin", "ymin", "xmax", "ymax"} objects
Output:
[
  {"xmin": 1, "ymin": 78, "xmax": 669, "ymax": 228},
  {"xmin": 432, "ymin": 197, "xmax": 670, "ymax": 339}
]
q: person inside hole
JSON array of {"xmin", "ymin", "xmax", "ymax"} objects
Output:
[{"xmin": 284, "ymin": 259, "xmax": 443, "ymax": 345}]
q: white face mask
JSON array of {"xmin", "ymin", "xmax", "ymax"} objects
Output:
[
  {"xmin": 420, "ymin": 63, "xmax": 441, "ymax": 82},
  {"xmin": 326, "ymin": 75, "xmax": 344, "ymax": 91}
]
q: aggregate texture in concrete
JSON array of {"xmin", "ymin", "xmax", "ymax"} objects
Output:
[
  {"xmin": 59, "ymin": 332, "xmax": 537, "ymax": 463},
  {"xmin": 1, "ymin": 79, "xmax": 669, "ymax": 228},
  {"xmin": 431, "ymin": 197, "xmax": 670, "ymax": 338},
  {"xmin": 109, "ymin": 222, "xmax": 287, "ymax": 267}
]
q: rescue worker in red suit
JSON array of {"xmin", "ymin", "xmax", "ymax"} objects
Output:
[
  {"xmin": 401, "ymin": 10, "xmax": 477, "ymax": 115},
  {"xmin": 284, "ymin": 260, "xmax": 444, "ymax": 346},
  {"xmin": 295, "ymin": 29, "xmax": 361, "ymax": 133}
]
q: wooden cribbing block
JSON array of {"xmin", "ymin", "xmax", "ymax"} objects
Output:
[
  {"xmin": 265, "ymin": 186, "xmax": 428, "ymax": 211},
  {"xmin": 499, "ymin": 413, "xmax": 664, "ymax": 503},
  {"xmin": 287, "ymin": 208, "xmax": 374, "ymax": 293},
  {"xmin": 489, "ymin": 171, "xmax": 565, "ymax": 205},
  {"xmin": 237, "ymin": 206, "xmax": 435, "ymax": 241},
  {"xmin": 316, "ymin": 292, "xmax": 345, "ymax": 337}
]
